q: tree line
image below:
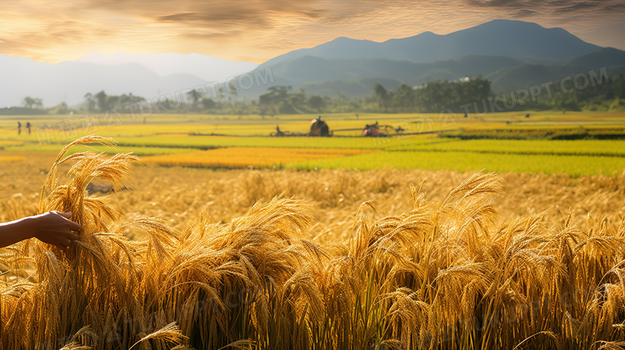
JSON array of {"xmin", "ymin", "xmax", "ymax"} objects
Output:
[{"xmin": 8, "ymin": 74, "xmax": 625, "ymax": 116}]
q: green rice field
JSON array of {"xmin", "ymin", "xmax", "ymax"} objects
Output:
[{"xmin": 2, "ymin": 111, "xmax": 625, "ymax": 176}]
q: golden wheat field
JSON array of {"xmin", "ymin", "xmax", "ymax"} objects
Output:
[
  {"xmin": 2, "ymin": 136, "xmax": 625, "ymax": 349},
  {"xmin": 0, "ymin": 156, "xmax": 24, "ymax": 163}
]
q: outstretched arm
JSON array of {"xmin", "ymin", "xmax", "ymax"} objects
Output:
[{"xmin": 0, "ymin": 211, "xmax": 81, "ymax": 249}]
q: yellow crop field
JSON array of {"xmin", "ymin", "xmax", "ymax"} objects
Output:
[
  {"xmin": 4, "ymin": 111, "xmax": 624, "ymax": 143},
  {"xmin": 3, "ymin": 136, "xmax": 625, "ymax": 349},
  {"xmin": 141, "ymin": 147, "xmax": 374, "ymax": 168},
  {"xmin": 0, "ymin": 141, "xmax": 22, "ymax": 147},
  {"xmin": 0, "ymin": 155, "xmax": 24, "ymax": 162}
]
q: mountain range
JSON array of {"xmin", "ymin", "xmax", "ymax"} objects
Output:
[
  {"xmin": 258, "ymin": 20, "xmax": 600, "ymax": 68},
  {"xmin": 243, "ymin": 47, "xmax": 625, "ymax": 99},
  {"xmin": 0, "ymin": 19, "xmax": 624, "ymax": 107}
]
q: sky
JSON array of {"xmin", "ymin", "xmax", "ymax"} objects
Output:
[{"xmin": 1, "ymin": 0, "xmax": 624, "ymax": 64}]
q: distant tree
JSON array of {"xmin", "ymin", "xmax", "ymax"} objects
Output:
[
  {"xmin": 261, "ymin": 86, "xmax": 291, "ymax": 104},
  {"xmin": 118, "ymin": 93, "xmax": 146, "ymax": 108},
  {"xmin": 22, "ymin": 96, "xmax": 42, "ymax": 109},
  {"xmin": 374, "ymin": 83, "xmax": 390, "ymax": 111},
  {"xmin": 374, "ymin": 83, "xmax": 388, "ymax": 100},
  {"xmin": 394, "ymin": 84, "xmax": 415, "ymax": 111},
  {"xmin": 55, "ymin": 102, "xmax": 69, "ymax": 115},
  {"xmin": 202, "ymin": 98, "xmax": 216, "ymax": 109},
  {"xmin": 186, "ymin": 89, "xmax": 202, "ymax": 109},
  {"xmin": 107, "ymin": 95, "xmax": 119, "ymax": 109},
  {"xmin": 259, "ymin": 85, "xmax": 292, "ymax": 115},
  {"xmin": 84, "ymin": 93, "xmax": 96, "ymax": 112},
  {"xmin": 367, "ymin": 77, "xmax": 493, "ymax": 113},
  {"xmin": 227, "ymin": 82, "xmax": 238, "ymax": 113},
  {"xmin": 22, "ymin": 97, "xmax": 34, "ymax": 108},
  {"xmin": 308, "ymin": 95, "xmax": 325, "ymax": 112},
  {"xmin": 94, "ymin": 91, "xmax": 108, "ymax": 111},
  {"xmin": 228, "ymin": 82, "xmax": 238, "ymax": 97},
  {"xmin": 83, "ymin": 92, "xmax": 145, "ymax": 113}
]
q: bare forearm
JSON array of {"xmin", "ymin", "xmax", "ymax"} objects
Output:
[
  {"xmin": 0, "ymin": 212, "xmax": 80, "ymax": 249},
  {"xmin": 0, "ymin": 217, "xmax": 35, "ymax": 248}
]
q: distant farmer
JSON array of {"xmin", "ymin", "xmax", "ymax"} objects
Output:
[
  {"xmin": 275, "ymin": 125, "xmax": 284, "ymax": 137},
  {"xmin": 525, "ymin": 113, "xmax": 530, "ymax": 118},
  {"xmin": 17, "ymin": 121, "xmax": 21, "ymax": 135},
  {"xmin": 26, "ymin": 122, "xmax": 31, "ymax": 135},
  {"xmin": 363, "ymin": 121, "xmax": 380, "ymax": 136}
]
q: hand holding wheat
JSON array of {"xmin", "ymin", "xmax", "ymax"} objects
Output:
[
  {"xmin": 29, "ymin": 211, "xmax": 81, "ymax": 249},
  {"xmin": 0, "ymin": 211, "xmax": 80, "ymax": 249}
]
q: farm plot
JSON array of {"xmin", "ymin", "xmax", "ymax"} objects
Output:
[{"xmin": 141, "ymin": 147, "xmax": 375, "ymax": 168}]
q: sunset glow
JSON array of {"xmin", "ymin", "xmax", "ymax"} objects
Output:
[{"xmin": 1, "ymin": 0, "xmax": 624, "ymax": 63}]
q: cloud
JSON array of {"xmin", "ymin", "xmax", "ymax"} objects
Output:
[
  {"xmin": 512, "ymin": 9, "xmax": 537, "ymax": 17},
  {"xmin": 466, "ymin": 0, "xmax": 625, "ymax": 15},
  {"xmin": 0, "ymin": 0, "xmax": 623, "ymax": 63},
  {"xmin": 155, "ymin": 11, "xmax": 275, "ymax": 31},
  {"xmin": 0, "ymin": 11, "xmax": 132, "ymax": 62},
  {"xmin": 553, "ymin": 2, "xmax": 603, "ymax": 14},
  {"xmin": 81, "ymin": 0, "xmax": 330, "ymax": 23}
]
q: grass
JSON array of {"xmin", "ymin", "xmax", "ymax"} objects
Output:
[
  {"xmin": 386, "ymin": 139, "xmax": 625, "ymax": 157},
  {"xmin": 288, "ymin": 150, "xmax": 625, "ymax": 176},
  {"xmin": 2, "ymin": 111, "xmax": 625, "ymax": 176},
  {"xmin": 0, "ymin": 140, "xmax": 22, "ymax": 147}
]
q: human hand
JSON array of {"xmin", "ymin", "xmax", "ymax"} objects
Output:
[{"xmin": 29, "ymin": 211, "xmax": 81, "ymax": 250}]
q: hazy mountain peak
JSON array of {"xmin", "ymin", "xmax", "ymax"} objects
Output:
[
  {"xmin": 76, "ymin": 51, "xmax": 258, "ymax": 82},
  {"xmin": 567, "ymin": 47, "xmax": 625, "ymax": 67},
  {"xmin": 260, "ymin": 19, "xmax": 601, "ymax": 68}
]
